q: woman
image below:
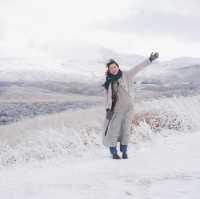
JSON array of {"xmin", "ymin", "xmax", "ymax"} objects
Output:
[{"xmin": 103, "ymin": 52, "xmax": 159, "ymax": 159}]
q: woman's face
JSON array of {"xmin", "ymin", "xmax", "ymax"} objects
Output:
[{"xmin": 108, "ymin": 63, "xmax": 119, "ymax": 75}]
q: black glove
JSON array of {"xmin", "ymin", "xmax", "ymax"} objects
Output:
[
  {"xmin": 106, "ymin": 109, "xmax": 113, "ymax": 120},
  {"xmin": 149, "ymin": 52, "xmax": 159, "ymax": 62}
]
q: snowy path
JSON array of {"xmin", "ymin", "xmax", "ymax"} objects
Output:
[{"xmin": 1, "ymin": 131, "xmax": 200, "ymax": 199}]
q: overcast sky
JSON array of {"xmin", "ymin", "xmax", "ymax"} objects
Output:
[{"xmin": 0, "ymin": 0, "xmax": 199, "ymax": 60}]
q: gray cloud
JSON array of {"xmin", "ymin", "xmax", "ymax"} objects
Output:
[
  {"xmin": 94, "ymin": 0, "xmax": 200, "ymax": 42},
  {"xmin": 106, "ymin": 12, "xmax": 200, "ymax": 41}
]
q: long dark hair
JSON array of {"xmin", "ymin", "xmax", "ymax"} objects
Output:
[
  {"xmin": 103, "ymin": 59, "xmax": 122, "ymax": 90},
  {"xmin": 106, "ymin": 59, "xmax": 119, "ymax": 69},
  {"xmin": 105, "ymin": 59, "xmax": 120, "ymax": 77}
]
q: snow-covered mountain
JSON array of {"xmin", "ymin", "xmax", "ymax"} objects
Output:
[
  {"xmin": 162, "ymin": 57, "xmax": 200, "ymax": 69},
  {"xmin": 0, "ymin": 47, "xmax": 146, "ymax": 82},
  {"xmin": 0, "ymin": 47, "xmax": 200, "ymax": 84}
]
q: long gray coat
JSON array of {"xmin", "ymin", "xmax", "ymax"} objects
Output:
[{"xmin": 103, "ymin": 59, "xmax": 151, "ymax": 147}]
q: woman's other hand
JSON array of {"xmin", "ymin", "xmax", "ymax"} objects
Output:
[{"xmin": 106, "ymin": 109, "xmax": 113, "ymax": 120}]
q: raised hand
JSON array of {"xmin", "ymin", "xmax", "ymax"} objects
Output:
[{"xmin": 149, "ymin": 52, "xmax": 159, "ymax": 62}]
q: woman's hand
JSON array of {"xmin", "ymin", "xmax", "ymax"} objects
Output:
[
  {"xmin": 149, "ymin": 52, "xmax": 159, "ymax": 62},
  {"xmin": 106, "ymin": 109, "xmax": 113, "ymax": 120}
]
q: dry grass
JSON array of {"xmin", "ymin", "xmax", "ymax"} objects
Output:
[{"xmin": 133, "ymin": 111, "xmax": 183, "ymax": 131}]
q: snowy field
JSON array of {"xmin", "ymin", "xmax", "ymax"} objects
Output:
[
  {"xmin": 1, "ymin": 95, "xmax": 200, "ymax": 198},
  {"xmin": 1, "ymin": 132, "xmax": 199, "ymax": 199}
]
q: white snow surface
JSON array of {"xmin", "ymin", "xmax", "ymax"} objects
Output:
[
  {"xmin": 1, "ymin": 132, "xmax": 200, "ymax": 199},
  {"xmin": 1, "ymin": 95, "xmax": 200, "ymax": 198}
]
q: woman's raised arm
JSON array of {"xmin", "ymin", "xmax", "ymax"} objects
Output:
[{"xmin": 127, "ymin": 52, "xmax": 159, "ymax": 77}]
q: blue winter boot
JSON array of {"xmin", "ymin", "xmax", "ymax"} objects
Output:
[
  {"xmin": 120, "ymin": 144, "xmax": 128, "ymax": 159},
  {"xmin": 110, "ymin": 147, "xmax": 121, "ymax": 159}
]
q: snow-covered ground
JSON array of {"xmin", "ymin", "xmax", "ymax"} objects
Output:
[
  {"xmin": 1, "ymin": 132, "xmax": 200, "ymax": 199},
  {"xmin": 1, "ymin": 95, "xmax": 200, "ymax": 198}
]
